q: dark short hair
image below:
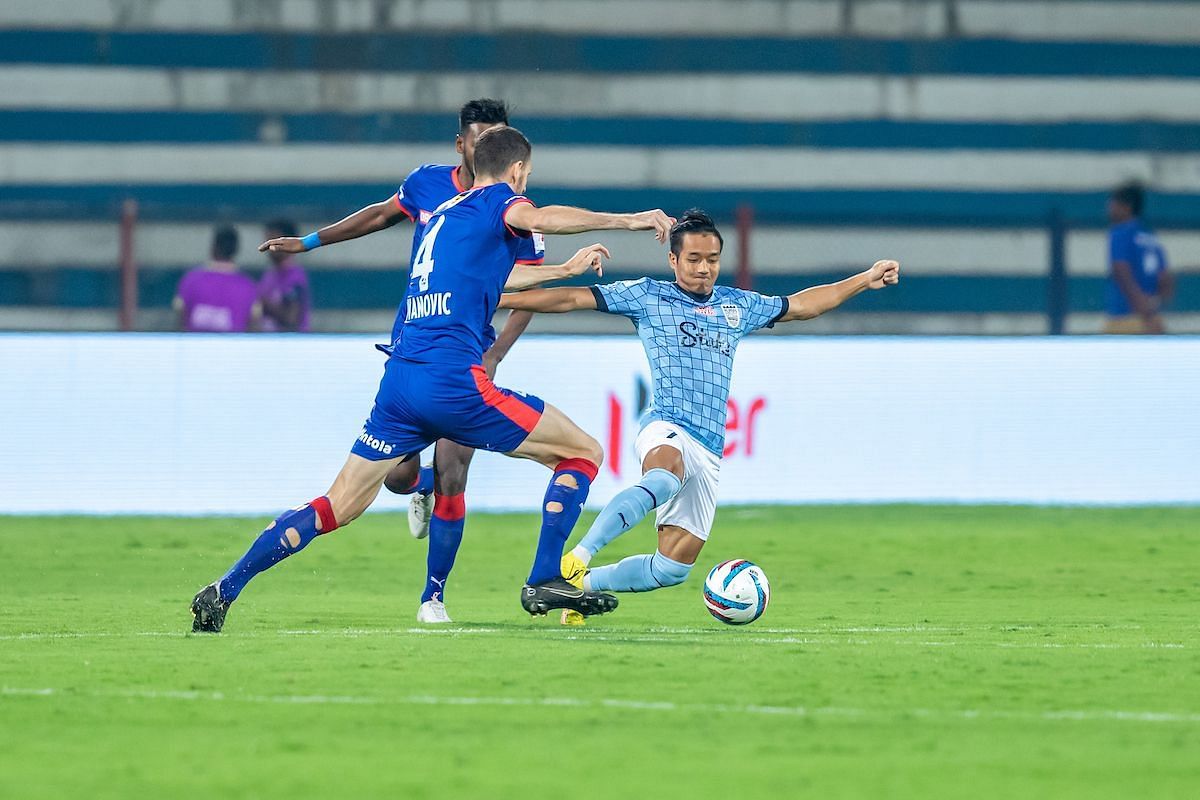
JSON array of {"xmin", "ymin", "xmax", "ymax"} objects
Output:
[
  {"xmin": 460, "ymin": 98, "xmax": 509, "ymax": 131},
  {"xmin": 670, "ymin": 208, "xmax": 724, "ymax": 255},
  {"xmin": 473, "ymin": 126, "xmax": 531, "ymax": 178},
  {"xmin": 1112, "ymin": 182, "xmax": 1145, "ymax": 216},
  {"xmin": 212, "ymin": 225, "xmax": 239, "ymax": 261},
  {"xmin": 265, "ymin": 218, "xmax": 297, "ymax": 238}
]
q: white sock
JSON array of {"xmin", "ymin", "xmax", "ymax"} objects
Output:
[{"xmin": 571, "ymin": 544, "xmax": 592, "ymax": 566}]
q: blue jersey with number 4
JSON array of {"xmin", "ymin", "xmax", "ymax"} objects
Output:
[
  {"xmin": 387, "ymin": 164, "xmax": 544, "ymax": 349},
  {"xmin": 592, "ymin": 279, "xmax": 788, "ymax": 456},
  {"xmin": 394, "ymin": 183, "xmax": 535, "ymax": 365}
]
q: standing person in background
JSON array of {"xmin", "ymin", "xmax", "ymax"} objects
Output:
[
  {"xmin": 259, "ymin": 219, "xmax": 311, "ymax": 332},
  {"xmin": 1105, "ymin": 183, "xmax": 1173, "ymax": 334},
  {"xmin": 173, "ymin": 226, "xmax": 261, "ymax": 333}
]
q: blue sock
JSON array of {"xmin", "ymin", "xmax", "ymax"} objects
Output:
[
  {"xmin": 527, "ymin": 459, "xmax": 597, "ymax": 585},
  {"xmin": 217, "ymin": 497, "xmax": 339, "ymax": 602},
  {"xmin": 586, "ymin": 550, "xmax": 693, "ymax": 593},
  {"xmin": 576, "ymin": 468, "xmax": 682, "ymax": 562},
  {"xmin": 422, "ymin": 493, "xmax": 465, "ymax": 603},
  {"xmin": 397, "ymin": 464, "xmax": 434, "ymax": 495}
]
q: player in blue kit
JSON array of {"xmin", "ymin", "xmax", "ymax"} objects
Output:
[
  {"xmin": 191, "ymin": 126, "xmax": 674, "ymax": 632},
  {"xmin": 498, "ymin": 209, "xmax": 899, "ymax": 624},
  {"xmin": 257, "ymin": 100, "xmax": 559, "ymax": 625},
  {"xmin": 1103, "ymin": 182, "xmax": 1174, "ymax": 334}
]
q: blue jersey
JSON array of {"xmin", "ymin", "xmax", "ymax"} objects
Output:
[
  {"xmin": 394, "ymin": 182, "xmax": 535, "ymax": 365},
  {"xmin": 388, "ymin": 164, "xmax": 544, "ymax": 347},
  {"xmin": 592, "ymin": 279, "xmax": 787, "ymax": 456},
  {"xmin": 1106, "ymin": 219, "xmax": 1169, "ymax": 316}
]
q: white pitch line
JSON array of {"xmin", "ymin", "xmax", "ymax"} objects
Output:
[
  {"xmin": 4, "ymin": 686, "xmax": 1198, "ymax": 725},
  {"xmin": 0, "ymin": 628, "xmax": 1187, "ymax": 649},
  {"xmin": 0, "ymin": 623, "xmax": 1156, "ymax": 642}
]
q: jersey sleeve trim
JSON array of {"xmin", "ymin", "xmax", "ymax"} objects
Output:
[
  {"xmin": 769, "ymin": 296, "xmax": 789, "ymax": 327},
  {"xmin": 502, "ymin": 197, "xmax": 536, "ymax": 238},
  {"xmin": 391, "ymin": 192, "xmax": 416, "ymax": 221},
  {"xmin": 590, "ymin": 286, "xmax": 609, "ymax": 312},
  {"xmin": 513, "ymin": 257, "xmax": 545, "ymax": 265}
]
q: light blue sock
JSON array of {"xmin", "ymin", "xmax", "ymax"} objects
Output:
[
  {"xmin": 586, "ymin": 550, "xmax": 692, "ymax": 593},
  {"xmin": 576, "ymin": 468, "xmax": 682, "ymax": 561}
]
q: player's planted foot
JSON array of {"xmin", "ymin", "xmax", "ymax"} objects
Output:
[
  {"xmin": 521, "ymin": 579, "xmax": 617, "ymax": 618},
  {"xmin": 190, "ymin": 582, "xmax": 231, "ymax": 633},
  {"xmin": 408, "ymin": 491, "xmax": 434, "ymax": 539},
  {"xmin": 416, "ymin": 598, "xmax": 453, "ymax": 624},
  {"xmin": 560, "ymin": 552, "xmax": 589, "ymax": 626}
]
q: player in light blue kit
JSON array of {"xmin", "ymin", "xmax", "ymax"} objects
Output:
[
  {"xmin": 499, "ymin": 209, "xmax": 899, "ymax": 624},
  {"xmin": 191, "ymin": 126, "xmax": 675, "ymax": 632}
]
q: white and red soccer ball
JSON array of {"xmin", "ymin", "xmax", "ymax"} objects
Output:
[{"xmin": 703, "ymin": 559, "xmax": 770, "ymax": 625}]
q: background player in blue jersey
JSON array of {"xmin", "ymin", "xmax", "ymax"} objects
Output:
[
  {"xmin": 498, "ymin": 209, "xmax": 899, "ymax": 624},
  {"xmin": 191, "ymin": 126, "xmax": 674, "ymax": 632},
  {"xmin": 258, "ymin": 100, "xmax": 563, "ymax": 624},
  {"xmin": 1103, "ymin": 182, "xmax": 1174, "ymax": 335}
]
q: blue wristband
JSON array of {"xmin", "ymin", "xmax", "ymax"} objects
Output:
[{"xmin": 301, "ymin": 231, "xmax": 322, "ymax": 251}]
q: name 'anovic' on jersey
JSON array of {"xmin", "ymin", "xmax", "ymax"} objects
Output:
[{"xmin": 393, "ymin": 182, "xmax": 534, "ymax": 366}]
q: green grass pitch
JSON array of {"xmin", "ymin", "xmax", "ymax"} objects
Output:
[{"xmin": 1, "ymin": 506, "xmax": 1198, "ymax": 799}]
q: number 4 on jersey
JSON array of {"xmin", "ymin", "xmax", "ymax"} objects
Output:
[{"xmin": 411, "ymin": 215, "xmax": 446, "ymax": 292}]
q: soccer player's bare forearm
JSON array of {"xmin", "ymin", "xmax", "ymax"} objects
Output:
[
  {"xmin": 522, "ymin": 206, "xmax": 633, "ymax": 235},
  {"xmin": 498, "ymin": 287, "xmax": 594, "ymax": 313},
  {"xmin": 317, "ymin": 201, "xmax": 402, "ymax": 245},
  {"xmin": 787, "ymin": 273, "xmax": 871, "ymax": 320},
  {"xmin": 486, "ymin": 310, "xmax": 535, "ymax": 366},
  {"xmin": 505, "ymin": 262, "xmax": 570, "ymax": 290}
]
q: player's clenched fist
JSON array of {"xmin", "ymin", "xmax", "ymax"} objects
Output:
[
  {"xmin": 627, "ymin": 209, "xmax": 676, "ymax": 243},
  {"xmin": 867, "ymin": 259, "xmax": 900, "ymax": 290},
  {"xmin": 564, "ymin": 243, "xmax": 610, "ymax": 278}
]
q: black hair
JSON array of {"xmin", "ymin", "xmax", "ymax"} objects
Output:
[
  {"xmin": 265, "ymin": 218, "xmax": 298, "ymax": 238},
  {"xmin": 669, "ymin": 208, "xmax": 724, "ymax": 255},
  {"xmin": 459, "ymin": 98, "xmax": 510, "ymax": 131},
  {"xmin": 1111, "ymin": 182, "xmax": 1145, "ymax": 216},
  {"xmin": 212, "ymin": 225, "xmax": 239, "ymax": 261},
  {"xmin": 473, "ymin": 125, "xmax": 531, "ymax": 178}
]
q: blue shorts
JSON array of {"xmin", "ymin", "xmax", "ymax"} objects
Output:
[{"xmin": 351, "ymin": 358, "xmax": 546, "ymax": 461}]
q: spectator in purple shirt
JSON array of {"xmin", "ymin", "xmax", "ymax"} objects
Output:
[
  {"xmin": 258, "ymin": 219, "xmax": 312, "ymax": 332},
  {"xmin": 173, "ymin": 226, "xmax": 261, "ymax": 332}
]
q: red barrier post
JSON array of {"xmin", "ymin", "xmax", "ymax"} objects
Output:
[
  {"xmin": 118, "ymin": 198, "xmax": 138, "ymax": 331},
  {"xmin": 736, "ymin": 203, "xmax": 754, "ymax": 290}
]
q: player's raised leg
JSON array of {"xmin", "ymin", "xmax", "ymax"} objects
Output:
[
  {"xmin": 505, "ymin": 402, "xmax": 619, "ymax": 617},
  {"xmin": 559, "ymin": 432, "xmax": 685, "ymax": 625},
  {"xmin": 415, "ymin": 438, "xmax": 477, "ymax": 623},
  {"xmin": 191, "ymin": 452, "xmax": 406, "ymax": 633},
  {"xmin": 575, "ymin": 420, "xmax": 718, "ymax": 599}
]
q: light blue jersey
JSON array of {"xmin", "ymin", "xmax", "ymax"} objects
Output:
[{"xmin": 591, "ymin": 279, "xmax": 787, "ymax": 456}]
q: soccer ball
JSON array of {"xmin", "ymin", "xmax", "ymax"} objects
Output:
[{"xmin": 703, "ymin": 559, "xmax": 770, "ymax": 625}]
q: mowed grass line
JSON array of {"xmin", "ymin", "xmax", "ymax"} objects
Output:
[{"xmin": 1, "ymin": 506, "xmax": 1197, "ymax": 799}]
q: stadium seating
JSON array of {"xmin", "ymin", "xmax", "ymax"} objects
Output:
[{"xmin": 1, "ymin": 0, "xmax": 1197, "ymax": 333}]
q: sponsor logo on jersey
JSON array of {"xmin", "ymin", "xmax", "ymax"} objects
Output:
[
  {"xmin": 419, "ymin": 210, "xmax": 433, "ymax": 224},
  {"xmin": 695, "ymin": 305, "xmax": 716, "ymax": 317},
  {"xmin": 357, "ymin": 430, "xmax": 395, "ymax": 455},
  {"xmin": 406, "ymin": 292, "xmax": 453, "ymax": 320},
  {"xmin": 678, "ymin": 321, "xmax": 732, "ymax": 356},
  {"xmin": 719, "ymin": 303, "xmax": 742, "ymax": 328},
  {"xmin": 532, "ymin": 232, "xmax": 546, "ymax": 254}
]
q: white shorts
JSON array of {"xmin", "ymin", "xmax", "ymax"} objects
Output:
[{"xmin": 634, "ymin": 420, "xmax": 721, "ymax": 541}]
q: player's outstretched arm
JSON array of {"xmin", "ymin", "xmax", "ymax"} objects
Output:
[
  {"xmin": 505, "ymin": 244, "xmax": 608, "ymax": 291},
  {"xmin": 258, "ymin": 196, "xmax": 409, "ymax": 255},
  {"xmin": 779, "ymin": 260, "xmax": 900, "ymax": 322},
  {"xmin": 498, "ymin": 287, "xmax": 599, "ymax": 314},
  {"xmin": 506, "ymin": 204, "xmax": 674, "ymax": 242}
]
